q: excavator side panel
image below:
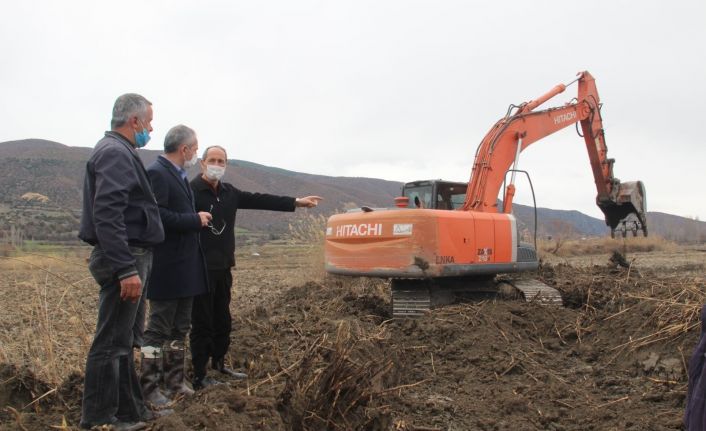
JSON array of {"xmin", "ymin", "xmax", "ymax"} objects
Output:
[
  {"xmin": 325, "ymin": 209, "xmax": 531, "ymax": 278},
  {"xmin": 325, "ymin": 209, "xmax": 438, "ymax": 277},
  {"xmin": 436, "ymin": 212, "xmax": 534, "ymax": 277},
  {"xmin": 491, "ymin": 214, "xmax": 514, "ymax": 263},
  {"xmin": 435, "ymin": 213, "xmax": 476, "ymax": 264},
  {"xmin": 472, "ymin": 213, "xmax": 496, "ymax": 263}
]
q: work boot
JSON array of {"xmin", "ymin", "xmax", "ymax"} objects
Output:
[
  {"xmin": 212, "ymin": 357, "xmax": 248, "ymax": 380},
  {"xmin": 192, "ymin": 374, "xmax": 223, "ymax": 391},
  {"xmin": 163, "ymin": 340, "xmax": 195, "ymax": 397},
  {"xmin": 139, "ymin": 346, "xmax": 170, "ymax": 408}
]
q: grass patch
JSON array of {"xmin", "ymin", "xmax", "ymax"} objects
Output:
[
  {"xmin": 0, "ymin": 252, "xmax": 94, "ymax": 386},
  {"xmin": 538, "ymin": 235, "xmax": 678, "ymax": 257},
  {"xmin": 286, "ymin": 213, "xmax": 327, "ymax": 282}
]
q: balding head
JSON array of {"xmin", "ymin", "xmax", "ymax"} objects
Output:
[{"xmin": 202, "ymin": 145, "xmax": 228, "ymax": 161}]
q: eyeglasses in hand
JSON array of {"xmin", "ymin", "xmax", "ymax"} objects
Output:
[
  {"xmin": 207, "ymin": 219, "xmax": 226, "ymax": 236},
  {"xmin": 206, "ymin": 204, "xmax": 225, "ymax": 235}
]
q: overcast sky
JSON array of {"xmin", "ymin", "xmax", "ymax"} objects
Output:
[{"xmin": 1, "ymin": 0, "xmax": 704, "ymax": 220}]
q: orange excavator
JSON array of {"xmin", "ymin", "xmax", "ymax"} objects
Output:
[{"xmin": 325, "ymin": 71, "xmax": 647, "ymax": 316}]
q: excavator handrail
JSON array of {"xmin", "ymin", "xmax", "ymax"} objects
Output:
[{"xmin": 502, "ymin": 168, "xmax": 538, "ymax": 250}]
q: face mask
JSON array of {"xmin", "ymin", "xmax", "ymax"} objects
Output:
[
  {"xmin": 205, "ymin": 165, "xmax": 225, "ymax": 181},
  {"xmin": 134, "ymin": 121, "xmax": 150, "ymax": 148},
  {"xmin": 184, "ymin": 149, "xmax": 199, "ymax": 168}
]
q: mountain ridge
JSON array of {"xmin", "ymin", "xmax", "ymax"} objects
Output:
[{"xmin": 1, "ymin": 139, "xmax": 703, "ymax": 243}]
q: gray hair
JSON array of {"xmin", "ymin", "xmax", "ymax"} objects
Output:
[
  {"xmin": 164, "ymin": 125, "xmax": 197, "ymax": 153},
  {"xmin": 111, "ymin": 93, "xmax": 151, "ymax": 129},
  {"xmin": 202, "ymin": 145, "xmax": 228, "ymax": 160}
]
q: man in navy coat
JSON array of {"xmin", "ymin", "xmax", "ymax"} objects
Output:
[{"xmin": 139, "ymin": 124, "xmax": 211, "ymax": 406}]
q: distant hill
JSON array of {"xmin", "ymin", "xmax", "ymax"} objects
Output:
[
  {"xmin": 643, "ymin": 212, "xmax": 706, "ymax": 243},
  {"xmin": 0, "ymin": 139, "xmax": 403, "ymax": 242},
  {"xmin": 512, "ymin": 205, "xmax": 608, "ymax": 237},
  {"xmin": 1, "ymin": 139, "xmax": 704, "ymax": 244}
]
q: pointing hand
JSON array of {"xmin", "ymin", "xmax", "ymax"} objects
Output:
[{"xmin": 295, "ymin": 196, "xmax": 323, "ymax": 208}]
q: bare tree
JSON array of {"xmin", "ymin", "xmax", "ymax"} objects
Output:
[
  {"xmin": 547, "ymin": 219, "xmax": 576, "ymax": 255},
  {"xmin": 9, "ymin": 223, "xmax": 25, "ymax": 248}
]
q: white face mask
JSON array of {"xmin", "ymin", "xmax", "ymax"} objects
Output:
[
  {"xmin": 184, "ymin": 151, "xmax": 199, "ymax": 168},
  {"xmin": 205, "ymin": 164, "xmax": 225, "ymax": 181}
]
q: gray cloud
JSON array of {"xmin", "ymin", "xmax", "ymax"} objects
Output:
[{"xmin": 1, "ymin": 0, "xmax": 704, "ymax": 219}]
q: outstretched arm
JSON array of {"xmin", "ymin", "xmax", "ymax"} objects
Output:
[{"xmin": 235, "ymin": 188, "xmax": 322, "ymax": 211}]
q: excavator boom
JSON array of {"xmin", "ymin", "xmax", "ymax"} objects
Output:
[{"xmin": 463, "ymin": 71, "xmax": 647, "ymax": 236}]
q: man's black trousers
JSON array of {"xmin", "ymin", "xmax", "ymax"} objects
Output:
[{"xmin": 190, "ymin": 269, "xmax": 233, "ymax": 377}]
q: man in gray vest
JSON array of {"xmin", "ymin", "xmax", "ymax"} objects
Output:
[{"xmin": 78, "ymin": 94, "xmax": 167, "ymax": 430}]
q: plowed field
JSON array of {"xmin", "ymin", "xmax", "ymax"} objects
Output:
[{"xmin": 0, "ymin": 245, "xmax": 704, "ymax": 430}]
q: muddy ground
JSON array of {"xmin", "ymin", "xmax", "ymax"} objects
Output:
[{"xmin": 0, "ymin": 246, "xmax": 705, "ymax": 430}]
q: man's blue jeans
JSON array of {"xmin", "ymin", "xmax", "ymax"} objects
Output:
[{"xmin": 80, "ymin": 246, "xmax": 152, "ymax": 427}]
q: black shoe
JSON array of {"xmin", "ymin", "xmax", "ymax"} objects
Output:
[
  {"xmin": 142, "ymin": 408, "xmax": 174, "ymax": 421},
  {"xmin": 219, "ymin": 367, "xmax": 248, "ymax": 379},
  {"xmin": 212, "ymin": 357, "xmax": 248, "ymax": 380},
  {"xmin": 193, "ymin": 375, "xmax": 223, "ymax": 391},
  {"xmin": 81, "ymin": 420, "xmax": 147, "ymax": 431}
]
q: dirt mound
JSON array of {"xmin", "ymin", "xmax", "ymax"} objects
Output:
[
  {"xmin": 0, "ymin": 363, "xmax": 73, "ymax": 431},
  {"xmin": 277, "ymin": 323, "xmax": 397, "ymax": 430},
  {"xmin": 1, "ymin": 258, "xmax": 703, "ymax": 430},
  {"xmin": 0, "ymin": 364, "xmax": 51, "ymax": 411},
  {"xmin": 152, "ymin": 386, "xmax": 284, "ymax": 430}
]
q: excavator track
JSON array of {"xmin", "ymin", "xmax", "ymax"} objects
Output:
[
  {"xmin": 391, "ymin": 278, "xmax": 562, "ymax": 317},
  {"xmin": 391, "ymin": 281, "xmax": 431, "ymax": 317},
  {"xmin": 509, "ymin": 279, "xmax": 563, "ymax": 305}
]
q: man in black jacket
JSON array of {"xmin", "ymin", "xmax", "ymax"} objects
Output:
[
  {"xmin": 78, "ymin": 93, "xmax": 165, "ymax": 430},
  {"xmin": 140, "ymin": 125, "xmax": 211, "ymax": 404},
  {"xmin": 189, "ymin": 145, "xmax": 321, "ymax": 389}
]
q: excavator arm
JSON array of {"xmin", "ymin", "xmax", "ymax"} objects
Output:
[{"xmin": 461, "ymin": 71, "xmax": 647, "ymax": 236}]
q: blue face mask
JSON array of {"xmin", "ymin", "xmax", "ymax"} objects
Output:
[{"xmin": 134, "ymin": 121, "xmax": 151, "ymax": 148}]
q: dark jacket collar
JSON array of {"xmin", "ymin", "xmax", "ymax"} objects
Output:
[
  {"xmin": 105, "ymin": 131, "xmax": 138, "ymax": 154},
  {"xmin": 158, "ymin": 155, "xmax": 186, "ymax": 177},
  {"xmin": 157, "ymin": 155, "xmax": 193, "ymax": 198},
  {"xmin": 192, "ymin": 175, "xmax": 222, "ymax": 193}
]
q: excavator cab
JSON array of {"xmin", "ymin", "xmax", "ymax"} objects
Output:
[{"xmin": 402, "ymin": 180, "xmax": 467, "ymax": 210}]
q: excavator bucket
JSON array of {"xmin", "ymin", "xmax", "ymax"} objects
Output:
[{"xmin": 597, "ymin": 180, "xmax": 648, "ymax": 238}]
